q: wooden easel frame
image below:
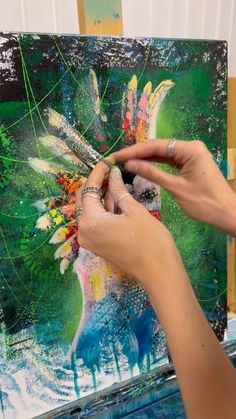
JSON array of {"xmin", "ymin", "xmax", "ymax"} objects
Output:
[
  {"xmin": 228, "ymin": 77, "xmax": 236, "ymax": 313},
  {"xmin": 77, "ymin": 0, "xmax": 123, "ymax": 36}
]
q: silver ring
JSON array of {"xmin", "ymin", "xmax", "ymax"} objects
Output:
[
  {"xmin": 82, "ymin": 192, "xmax": 102, "ymax": 200},
  {"xmin": 117, "ymin": 192, "xmax": 131, "ymax": 207},
  {"xmin": 166, "ymin": 139, "xmax": 176, "ymax": 158},
  {"xmin": 82, "ymin": 185, "xmax": 102, "ymax": 198},
  {"xmin": 75, "ymin": 207, "xmax": 83, "ymax": 218}
]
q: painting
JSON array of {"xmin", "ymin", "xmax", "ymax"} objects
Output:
[{"xmin": 0, "ymin": 33, "xmax": 227, "ymax": 418}]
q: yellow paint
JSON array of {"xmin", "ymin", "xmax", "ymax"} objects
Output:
[
  {"xmin": 50, "ymin": 209, "xmax": 57, "ymax": 217},
  {"xmin": 61, "ymin": 241, "xmax": 71, "ymax": 251},
  {"xmin": 54, "ymin": 215, "xmax": 63, "ymax": 225},
  {"xmin": 128, "ymin": 75, "xmax": 138, "ymax": 90},
  {"xmin": 104, "ymin": 154, "xmax": 116, "ymax": 167},
  {"xmin": 136, "ymin": 120, "xmax": 147, "ymax": 144},
  {"xmin": 91, "ymin": 271, "xmax": 105, "ymax": 301},
  {"xmin": 77, "ymin": 0, "xmax": 123, "ymax": 36},
  {"xmin": 50, "ymin": 226, "xmax": 68, "ymax": 244},
  {"xmin": 90, "ymin": 69, "xmax": 100, "ymax": 115},
  {"xmin": 149, "ymin": 80, "xmax": 174, "ymax": 109},
  {"xmin": 48, "ymin": 109, "xmax": 63, "ymax": 129},
  {"xmin": 54, "ymin": 240, "xmax": 72, "ymax": 259},
  {"xmin": 144, "ymin": 81, "xmax": 152, "ymax": 97},
  {"xmin": 106, "ymin": 263, "xmax": 113, "ymax": 277}
]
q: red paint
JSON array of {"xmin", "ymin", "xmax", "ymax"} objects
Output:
[{"xmin": 150, "ymin": 210, "xmax": 161, "ymax": 221}]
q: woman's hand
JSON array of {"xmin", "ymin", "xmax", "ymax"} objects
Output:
[
  {"xmin": 114, "ymin": 140, "xmax": 236, "ymax": 236},
  {"xmin": 77, "ymin": 158, "xmax": 236, "ymax": 419},
  {"xmin": 77, "ymin": 161, "xmax": 180, "ymax": 289}
]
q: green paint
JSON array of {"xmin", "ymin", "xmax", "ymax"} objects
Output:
[{"xmin": 84, "ymin": 0, "xmax": 121, "ymax": 21}]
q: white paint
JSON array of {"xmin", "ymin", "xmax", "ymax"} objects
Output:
[{"xmin": 0, "ymin": 0, "xmax": 235, "ymax": 73}]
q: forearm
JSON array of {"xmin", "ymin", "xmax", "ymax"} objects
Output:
[
  {"xmin": 140, "ymin": 248, "xmax": 236, "ymax": 418},
  {"xmin": 213, "ymin": 188, "xmax": 236, "ymax": 237}
]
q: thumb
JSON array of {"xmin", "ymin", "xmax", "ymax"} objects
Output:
[
  {"xmin": 125, "ymin": 159, "xmax": 182, "ymax": 194},
  {"xmin": 109, "ymin": 166, "xmax": 138, "ymax": 215}
]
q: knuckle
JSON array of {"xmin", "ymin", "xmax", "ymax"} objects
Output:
[
  {"xmin": 116, "ymin": 188, "xmax": 127, "ymax": 199},
  {"xmin": 141, "ymin": 162, "xmax": 155, "ymax": 179},
  {"xmin": 192, "ymin": 140, "xmax": 207, "ymax": 153},
  {"xmin": 79, "ymin": 217, "xmax": 98, "ymax": 240}
]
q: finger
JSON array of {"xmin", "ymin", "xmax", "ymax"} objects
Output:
[
  {"xmin": 125, "ymin": 160, "xmax": 183, "ymax": 194},
  {"xmin": 114, "ymin": 139, "xmax": 191, "ymax": 166},
  {"xmin": 109, "ymin": 166, "xmax": 138, "ymax": 215},
  {"xmin": 75, "ymin": 184, "xmax": 84, "ymax": 208},
  {"xmin": 82, "ymin": 161, "xmax": 110, "ymax": 213},
  {"xmin": 104, "ymin": 189, "xmax": 115, "ymax": 213},
  {"xmin": 85, "ymin": 160, "xmax": 111, "ymax": 188},
  {"xmin": 144, "ymin": 156, "xmax": 179, "ymax": 168}
]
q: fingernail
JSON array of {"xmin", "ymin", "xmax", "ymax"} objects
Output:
[
  {"xmin": 111, "ymin": 166, "xmax": 121, "ymax": 177},
  {"xmin": 103, "ymin": 154, "xmax": 116, "ymax": 169}
]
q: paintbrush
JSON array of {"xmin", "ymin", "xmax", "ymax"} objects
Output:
[{"xmin": 47, "ymin": 108, "xmax": 102, "ymax": 170}]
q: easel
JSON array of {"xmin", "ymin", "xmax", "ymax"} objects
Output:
[{"xmin": 77, "ymin": 0, "xmax": 123, "ymax": 35}]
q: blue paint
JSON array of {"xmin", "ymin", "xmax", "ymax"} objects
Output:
[
  {"xmin": 74, "ymin": 288, "xmax": 166, "ymax": 381},
  {"xmin": 71, "ymin": 352, "xmax": 80, "ymax": 398},
  {"xmin": 113, "ymin": 11, "xmax": 120, "ymax": 20}
]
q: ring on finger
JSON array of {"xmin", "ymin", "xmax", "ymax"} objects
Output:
[
  {"xmin": 82, "ymin": 185, "xmax": 103, "ymax": 198},
  {"xmin": 166, "ymin": 139, "xmax": 176, "ymax": 158},
  {"xmin": 82, "ymin": 192, "xmax": 102, "ymax": 200},
  {"xmin": 75, "ymin": 207, "xmax": 83, "ymax": 219},
  {"xmin": 117, "ymin": 192, "xmax": 131, "ymax": 207}
]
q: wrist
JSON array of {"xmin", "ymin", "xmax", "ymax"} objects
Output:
[
  {"xmin": 136, "ymin": 233, "xmax": 185, "ymax": 292},
  {"xmin": 213, "ymin": 188, "xmax": 236, "ymax": 236}
]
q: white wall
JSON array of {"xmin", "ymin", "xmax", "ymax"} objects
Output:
[
  {"xmin": 0, "ymin": 0, "xmax": 235, "ymax": 75},
  {"xmin": 122, "ymin": 0, "xmax": 236, "ymax": 76}
]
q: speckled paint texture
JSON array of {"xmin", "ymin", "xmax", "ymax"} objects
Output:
[{"xmin": 0, "ymin": 33, "xmax": 227, "ymax": 417}]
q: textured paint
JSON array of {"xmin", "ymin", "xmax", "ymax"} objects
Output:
[{"xmin": 0, "ymin": 33, "xmax": 227, "ymax": 417}]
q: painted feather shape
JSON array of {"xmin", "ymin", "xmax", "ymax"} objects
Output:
[
  {"xmin": 74, "ymin": 68, "xmax": 107, "ymax": 143},
  {"xmin": 47, "ymin": 108, "xmax": 102, "ymax": 169},
  {"xmin": 39, "ymin": 135, "xmax": 90, "ymax": 174},
  {"xmin": 122, "ymin": 75, "xmax": 174, "ymax": 144},
  {"xmin": 27, "ymin": 69, "xmax": 174, "ymax": 363},
  {"xmin": 28, "ymin": 157, "xmax": 67, "ymax": 176},
  {"xmin": 29, "ymin": 71, "xmax": 172, "ymax": 278},
  {"xmin": 148, "ymin": 79, "xmax": 175, "ymax": 138}
]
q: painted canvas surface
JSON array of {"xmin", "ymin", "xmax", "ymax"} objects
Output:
[{"xmin": 0, "ymin": 33, "xmax": 227, "ymax": 418}]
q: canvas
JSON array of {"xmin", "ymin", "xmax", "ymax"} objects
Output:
[{"xmin": 0, "ymin": 33, "xmax": 227, "ymax": 418}]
